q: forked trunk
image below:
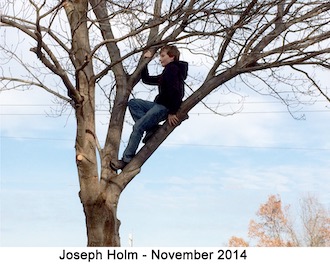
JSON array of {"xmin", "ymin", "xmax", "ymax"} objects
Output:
[
  {"xmin": 75, "ymin": 136, "xmax": 126, "ymax": 246},
  {"xmin": 74, "ymin": 95, "xmax": 126, "ymax": 246}
]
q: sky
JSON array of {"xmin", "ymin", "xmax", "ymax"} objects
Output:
[
  {"xmin": 1, "ymin": 79, "xmax": 330, "ymax": 247},
  {"xmin": 1, "ymin": 3, "xmax": 330, "ymax": 246}
]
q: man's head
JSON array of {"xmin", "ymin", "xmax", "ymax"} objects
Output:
[{"xmin": 159, "ymin": 45, "xmax": 180, "ymax": 67}]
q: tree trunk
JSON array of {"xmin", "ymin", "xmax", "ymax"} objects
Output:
[
  {"xmin": 63, "ymin": 0, "xmax": 121, "ymax": 246},
  {"xmin": 75, "ymin": 103, "xmax": 123, "ymax": 246},
  {"xmin": 82, "ymin": 185, "xmax": 122, "ymax": 246}
]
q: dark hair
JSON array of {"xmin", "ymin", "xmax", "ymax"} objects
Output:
[{"xmin": 160, "ymin": 45, "xmax": 180, "ymax": 61}]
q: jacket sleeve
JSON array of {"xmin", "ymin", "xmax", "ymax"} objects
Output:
[{"xmin": 141, "ymin": 65, "xmax": 161, "ymax": 85}]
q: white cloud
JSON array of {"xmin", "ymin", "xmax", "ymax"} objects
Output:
[{"xmin": 170, "ymin": 95, "xmax": 284, "ymax": 148}]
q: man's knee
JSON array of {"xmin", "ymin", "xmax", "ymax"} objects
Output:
[{"xmin": 128, "ymin": 98, "xmax": 141, "ymax": 108}]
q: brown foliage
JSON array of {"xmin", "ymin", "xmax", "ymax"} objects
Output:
[
  {"xmin": 248, "ymin": 195, "xmax": 297, "ymax": 246},
  {"xmin": 228, "ymin": 236, "xmax": 249, "ymax": 247}
]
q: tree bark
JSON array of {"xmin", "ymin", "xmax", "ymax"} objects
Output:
[{"xmin": 63, "ymin": 0, "xmax": 119, "ymax": 246}]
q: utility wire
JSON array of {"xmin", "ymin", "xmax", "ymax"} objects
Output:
[
  {"xmin": 1, "ymin": 136, "xmax": 330, "ymax": 151},
  {"xmin": 0, "ymin": 99, "xmax": 329, "ymax": 107},
  {"xmin": 1, "ymin": 101, "xmax": 329, "ymax": 115},
  {"xmin": 1, "ymin": 109, "xmax": 329, "ymax": 116}
]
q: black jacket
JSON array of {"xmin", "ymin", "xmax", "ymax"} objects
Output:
[{"xmin": 141, "ymin": 61, "xmax": 188, "ymax": 114}]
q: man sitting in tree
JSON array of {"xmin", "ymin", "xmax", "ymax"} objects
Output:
[{"xmin": 111, "ymin": 45, "xmax": 188, "ymax": 170}]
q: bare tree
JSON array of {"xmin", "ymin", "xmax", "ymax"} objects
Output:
[
  {"xmin": 300, "ymin": 195, "xmax": 330, "ymax": 246},
  {"xmin": 1, "ymin": 0, "xmax": 330, "ymax": 246}
]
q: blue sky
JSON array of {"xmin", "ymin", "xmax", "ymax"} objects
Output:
[{"xmin": 1, "ymin": 81, "xmax": 330, "ymax": 246}]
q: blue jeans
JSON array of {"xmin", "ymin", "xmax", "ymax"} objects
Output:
[{"xmin": 122, "ymin": 99, "xmax": 169, "ymax": 162}]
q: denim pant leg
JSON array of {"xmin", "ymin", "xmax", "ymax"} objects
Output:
[
  {"xmin": 122, "ymin": 103, "xmax": 168, "ymax": 162},
  {"xmin": 128, "ymin": 99, "xmax": 155, "ymax": 122}
]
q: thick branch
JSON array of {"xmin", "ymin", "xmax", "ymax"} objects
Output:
[{"xmin": 89, "ymin": 0, "xmax": 126, "ymax": 79}]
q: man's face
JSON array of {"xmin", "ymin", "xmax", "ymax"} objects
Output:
[{"xmin": 159, "ymin": 50, "xmax": 174, "ymax": 67}]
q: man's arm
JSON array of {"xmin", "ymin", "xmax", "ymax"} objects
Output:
[{"xmin": 141, "ymin": 51, "xmax": 160, "ymax": 85}]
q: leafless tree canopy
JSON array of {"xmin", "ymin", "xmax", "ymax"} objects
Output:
[
  {"xmin": 1, "ymin": 0, "xmax": 330, "ymax": 246},
  {"xmin": 2, "ymin": 1, "xmax": 330, "ymax": 104}
]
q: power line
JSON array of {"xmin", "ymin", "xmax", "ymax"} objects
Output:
[
  {"xmin": 167, "ymin": 143, "xmax": 330, "ymax": 151},
  {"xmin": 1, "ymin": 136, "xmax": 330, "ymax": 151},
  {"xmin": 1, "ymin": 101, "xmax": 328, "ymax": 115},
  {"xmin": 1, "ymin": 136, "xmax": 73, "ymax": 141},
  {"xmin": 1, "ymin": 109, "xmax": 329, "ymax": 116},
  {"xmin": 0, "ymin": 99, "xmax": 328, "ymax": 107}
]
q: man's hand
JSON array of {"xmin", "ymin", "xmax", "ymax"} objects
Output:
[{"xmin": 168, "ymin": 114, "xmax": 180, "ymax": 126}]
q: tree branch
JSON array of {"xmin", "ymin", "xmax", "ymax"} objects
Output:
[{"xmin": 291, "ymin": 65, "xmax": 330, "ymax": 103}]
